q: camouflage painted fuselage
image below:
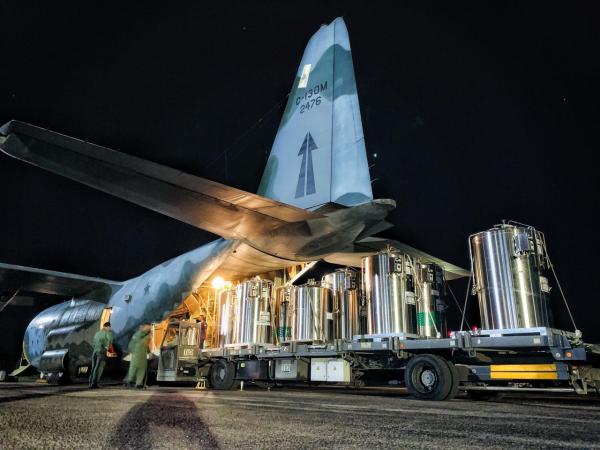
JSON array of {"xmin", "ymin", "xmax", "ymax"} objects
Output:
[{"xmin": 24, "ymin": 239, "xmax": 235, "ymax": 373}]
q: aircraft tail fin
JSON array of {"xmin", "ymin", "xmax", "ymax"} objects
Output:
[{"xmin": 258, "ymin": 17, "xmax": 373, "ymax": 210}]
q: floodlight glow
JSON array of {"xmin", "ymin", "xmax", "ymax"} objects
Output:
[{"xmin": 212, "ymin": 276, "xmax": 225, "ymax": 290}]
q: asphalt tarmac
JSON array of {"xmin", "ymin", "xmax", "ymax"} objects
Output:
[{"xmin": 1, "ymin": 382, "xmax": 599, "ymax": 449}]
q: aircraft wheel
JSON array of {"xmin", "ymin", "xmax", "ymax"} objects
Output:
[
  {"xmin": 404, "ymin": 354, "xmax": 453, "ymax": 401},
  {"xmin": 210, "ymin": 360, "xmax": 236, "ymax": 390},
  {"xmin": 48, "ymin": 371, "xmax": 69, "ymax": 385}
]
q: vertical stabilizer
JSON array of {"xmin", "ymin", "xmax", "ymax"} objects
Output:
[{"xmin": 258, "ymin": 17, "xmax": 373, "ymax": 210}]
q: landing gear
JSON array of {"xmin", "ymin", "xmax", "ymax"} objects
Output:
[
  {"xmin": 404, "ymin": 354, "xmax": 459, "ymax": 401},
  {"xmin": 209, "ymin": 360, "xmax": 236, "ymax": 390},
  {"xmin": 47, "ymin": 371, "xmax": 69, "ymax": 385}
]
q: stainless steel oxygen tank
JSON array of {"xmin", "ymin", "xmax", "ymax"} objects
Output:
[
  {"xmin": 470, "ymin": 223, "xmax": 553, "ymax": 330},
  {"xmin": 322, "ymin": 269, "xmax": 360, "ymax": 340},
  {"xmin": 416, "ymin": 264, "xmax": 447, "ymax": 338},
  {"xmin": 363, "ymin": 252, "xmax": 392, "ymax": 334},
  {"xmin": 217, "ymin": 288, "xmax": 236, "ymax": 346},
  {"xmin": 362, "ymin": 250, "xmax": 417, "ymax": 335},
  {"xmin": 233, "ymin": 278, "xmax": 272, "ymax": 344},
  {"xmin": 390, "ymin": 255, "xmax": 417, "ymax": 335},
  {"xmin": 289, "ymin": 283, "xmax": 333, "ymax": 342},
  {"xmin": 273, "ymin": 285, "xmax": 294, "ymax": 343}
]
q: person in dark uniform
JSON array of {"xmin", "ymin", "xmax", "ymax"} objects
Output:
[
  {"xmin": 197, "ymin": 315, "xmax": 207, "ymax": 349},
  {"xmin": 89, "ymin": 322, "xmax": 113, "ymax": 388}
]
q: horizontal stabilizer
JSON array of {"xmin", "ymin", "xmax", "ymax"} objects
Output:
[
  {"xmin": 324, "ymin": 237, "xmax": 469, "ymax": 280},
  {"xmin": 0, "ymin": 121, "xmax": 316, "ymax": 243},
  {"xmin": 0, "ymin": 262, "xmax": 121, "ymax": 297}
]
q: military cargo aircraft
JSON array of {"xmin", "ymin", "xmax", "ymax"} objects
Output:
[{"xmin": 0, "ymin": 17, "xmax": 466, "ymax": 381}]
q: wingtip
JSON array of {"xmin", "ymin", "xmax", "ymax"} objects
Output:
[{"xmin": 0, "ymin": 120, "xmax": 15, "ymax": 137}]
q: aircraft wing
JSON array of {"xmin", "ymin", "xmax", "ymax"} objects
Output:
[
  {"xmin": 214, "ymin": 242, "xmax": 301, "ymax": 280},
  {"xmin": 324, "ymin": 237, "xmax": 470, "ymax": 280},
  {"xmin": 0, "ymin": 262, "xmax": 121, "ymax": 297},
  {"xmin": 0, "ymin": 121, "xmax": 317, "ymax": 243}
]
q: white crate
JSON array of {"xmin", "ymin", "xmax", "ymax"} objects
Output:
[
  {"xmin": 310, "ymin": 358, "xmax": 328, "ymax": 381},
  {"xmin": 310, "ymin": 358, "xmax": 351, "ymax": 383},
  {"xmin": 326, "ymin": 359, "xmax": 351, "ymax": 382}
]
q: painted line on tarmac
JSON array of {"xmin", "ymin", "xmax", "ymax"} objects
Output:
[{"xmin": 188, "ymin": 394, "xmax": 600, "ymax": 425}]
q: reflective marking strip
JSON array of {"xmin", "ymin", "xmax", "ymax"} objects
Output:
[
  {"xmin": 490, "ymin": 364, "xmax": 557, "ymax": 372},
  {"xmin": 298, "ymin": 64, "xmax": 311, "ymax": 88},
  {"xmin": 490, "ymin": 371, "xmax": 558, "ymax": 380}
]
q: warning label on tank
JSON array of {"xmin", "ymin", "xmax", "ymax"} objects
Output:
[{"xmin": 258, "ymin": 311, "xmax": 271, "ymax": 325}]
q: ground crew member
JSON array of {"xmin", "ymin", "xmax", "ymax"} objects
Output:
[
  {"xmin": 124, "ymin": 323, "xmax": 151, "ymax": 388},
  {"xmin": 197, "ymin": 315, "xmax": 207, "ymax": 349},
  {"xmin": 89, "ymin": 322, "xmax": 113, "ymax": 388}
]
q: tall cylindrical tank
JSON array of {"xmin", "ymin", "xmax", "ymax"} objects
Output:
[
  {"xmin": 416, "ymin": 264, "xmax": 447, "ymax": 338},
  {"xmin": 233, "ymin": 278, "xmax": 273, "ymax": 344},
  {"xmin": 470, "ymin": 223, "xmax": 553, "ymax": 330},
  {"xmin": 289, "ymin": 283, "xmax": 333, "ymax": 342},
  {"xmin": 273, "ymin": 286, "xmax": 294, "ymax": 343},
  {"xmin": 362, "ymin": 250, "xmax": 417, "ymax": 335},
  {"xmin": 322, "ymin": 269, "xmax": 360, "ymax": 340},
  {"xmin": 217, "ymin": 288, "xmax": 236, "ymax": 346}
]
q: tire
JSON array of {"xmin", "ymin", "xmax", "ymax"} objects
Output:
[
  {"xmin": 210, "ymin": 360, "xmax": 236, "ymax": 390},
  {"xmin": 404, "ymin": 354, "xmax": 453, "ymax": 401},
  {"xmin": 443, "ymin": 360, "xmax": 460, "ymax": 401}
]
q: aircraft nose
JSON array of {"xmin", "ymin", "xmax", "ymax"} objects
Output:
[{"xmin": 23, "ymin": 312, "xmax": 50, "ymax": 368}]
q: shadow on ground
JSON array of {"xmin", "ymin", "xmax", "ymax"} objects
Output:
[{"xmin": 109, "ymin": 392, "xmax": 219, "ymax": 449}]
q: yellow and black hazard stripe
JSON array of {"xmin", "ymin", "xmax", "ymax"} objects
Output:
[{"xmin": 468, "ymin": 363, "xmax": 570, "ymax": 381}]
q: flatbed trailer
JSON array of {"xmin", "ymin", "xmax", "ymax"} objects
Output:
[
  {"xmin": 174, "ymin": 223, "xmax": 600, "ymax": 401},
  {"xmin": 195, "ymin": 327, "xmax": 600, "ymax": 401}
]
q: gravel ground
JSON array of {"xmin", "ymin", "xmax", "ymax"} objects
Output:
[{"xmin": 1, "ymin": 383, "xmax": 599, "ymax": 449}]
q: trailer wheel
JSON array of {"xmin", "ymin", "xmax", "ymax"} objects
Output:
[
  {"xmin": 443, "ymin": 360, "xmax": 460, "ymax": 401},
  {"xmin": 405, "ymin": 354, "xmax": 453, "ymax": 401},
  {"xmin": 210, "ymin": 360, "xmax": 236, "ymax": 390}
]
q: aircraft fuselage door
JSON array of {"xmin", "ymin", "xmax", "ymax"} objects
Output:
[{"xmin": 100, "ymin": 307, "xmax": 112, "ymax": 329}]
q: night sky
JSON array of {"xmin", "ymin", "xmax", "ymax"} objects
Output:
[{"xmin": 1, "ymin": 2, "xmax": 598, "ymax": 340}]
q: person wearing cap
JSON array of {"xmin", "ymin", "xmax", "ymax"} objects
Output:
[
  {"xmin": 89, "ymin": 321, "xmax": 113, "ymax": 388},
  {"xmin": 124, "ymin": 323, "xmax": 151, "ymax": 389}
]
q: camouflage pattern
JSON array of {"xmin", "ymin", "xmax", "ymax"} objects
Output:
[
  {"xmin": 23, "ymin": 238, "xmax": 235, "ymax": 375},
  {"xmin": 258, "ymin": 17, "xmax": 372, "ymax": 210}
]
